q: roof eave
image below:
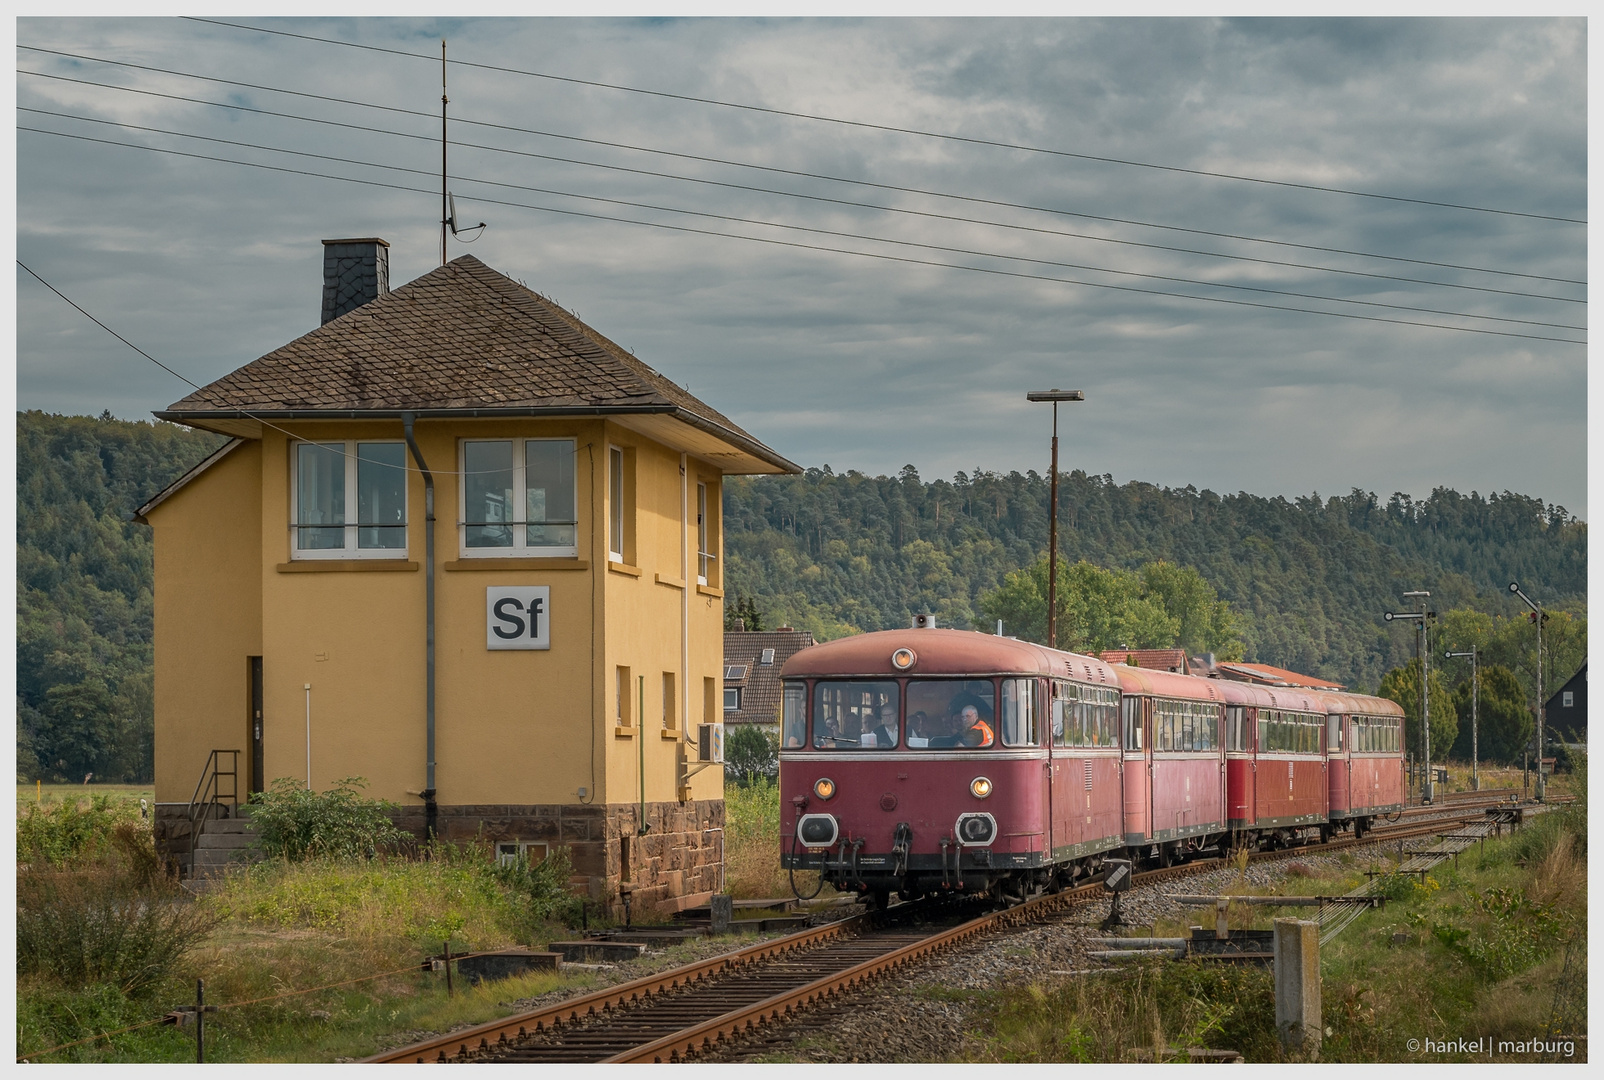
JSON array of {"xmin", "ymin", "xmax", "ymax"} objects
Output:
[{"xmin": 153, "ymin": 403, "xmax": 801, "ymax": 476}]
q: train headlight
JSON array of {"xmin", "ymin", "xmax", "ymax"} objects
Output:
[
  {"xmin": 891, "ymin": 647, "xmax": 916, "ymax": 670},
  {"xmin": 970, "ymin": 776, "xmax": 993, "ymax": 799},
  {"xmin": 813, "ymin": 777, "xmax": 836, "ymax": 801}
]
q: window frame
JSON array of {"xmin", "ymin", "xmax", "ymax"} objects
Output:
[
  {"xmin": 457, "ymin": 437, "xmax": 579, "ymax": 559},
  {"xmin": 290, "ymin": 439, "xmax": 409, "ymax": 560},
  {"xmin": 724, "ymin": 686, "xmax": 741, "ymax": 711}
]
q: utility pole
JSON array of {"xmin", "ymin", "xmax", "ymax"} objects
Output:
[
  {"xmin": 1026, "ymin": 389, "xmax": 1084, "ymax": 650},
  {"xmin": 1385, "ymin": 592, "xmax": 1435, "ymax": 803},
  {"xmin": 1447, "ymin": 647, "xmax": 1478, "ymax": 790},
  {"xmin": 1509, "ymin": 582, "xmax": 1546, "ymax": 800},
  {"xmin": 440, "ymin": 40, "xmax": 448, "ymax": 267}
]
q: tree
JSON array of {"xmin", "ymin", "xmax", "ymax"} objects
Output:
[
  {"xmin": 1448, "ymin": 665, "xmax": 1532, "ymax": 765},
  {"xmin": 724, "ymin": 595, "xmax": 766, "ymax": 632},
  {"xmin": 1378, "ymin": 658, "xmax": 1457, "ymax": 763},
  {"xmin": 723, "ymin": 725, "xmax": 778, "ymax": 787}
]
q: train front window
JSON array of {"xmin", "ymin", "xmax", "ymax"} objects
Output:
[
  {"xmin": 906, "ymin": 680, "xmax": 995, "ymax": 748},
  {"xmin": 782, "ymin": 681, "xmax": 807, "ymax": 748},
  {"xmin": 812, "ymin": 681, "xmax": 898, "ymax": 749},
  {"xmin": 1000, "ymin": 679, "xmax": 1038, "ymax": 746}
]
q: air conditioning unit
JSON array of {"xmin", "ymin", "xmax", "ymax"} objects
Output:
[
  {"xmin": 911, "ymin": 614, "xmax": 938, "ymax": 629},
  {"xmin": 698, "ymin": 723, "xmax": 724, "ymax": 763}
]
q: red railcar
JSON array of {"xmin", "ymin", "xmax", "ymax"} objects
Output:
[
  {"xmin": 1317, "ymin": 689, "xmax": 1406, "ymax": 837},
  {"xmin": 1217, "ymin": 680, "xmax": 1329, "ymax": 847},
  {"xmin": 778, "ymin": 628, "xmax": 1124, "ymax": 904},
  {"xmin": 1110, "ymin": 666, "xmax": 1226, "ymax": 864}
]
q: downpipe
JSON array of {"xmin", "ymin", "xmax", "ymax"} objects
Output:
[{"xmin": 401, "ymin": 413, "xmax": 438, "ymax": 841}]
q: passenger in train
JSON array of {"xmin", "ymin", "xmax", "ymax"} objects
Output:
[
  {"xmin": 906, "ymin": 711, "xmax": 931, "ymax": 748},
  {"xmin": 864, "ymin": 704, "xmax": 899, "ymax": 748}
]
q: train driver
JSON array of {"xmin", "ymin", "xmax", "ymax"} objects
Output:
[{"xmin": 957, "ymin": 704, "xmax": 995, "ymax": 748}]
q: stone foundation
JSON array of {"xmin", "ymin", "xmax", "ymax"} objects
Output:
[{"xmin": 155, "ymin": 799, "xmax": 726, "ymax": 915}]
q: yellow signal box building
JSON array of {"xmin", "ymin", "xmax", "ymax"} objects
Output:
[{"xmin": 137, "ymin": 240, "xmax": 798, "ymax": 913}]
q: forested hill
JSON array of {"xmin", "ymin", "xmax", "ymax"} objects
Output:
[
  {"xmin": 13, "ymin": 413, "xmax": 1586, "ymax": 779},
  {"xmin": 723, "ymin": 467, "xmax": 1586, "ymax": 693},
  {"xmin": 17, "ymin": 411, "xmax": 227, "ymax": 781}
]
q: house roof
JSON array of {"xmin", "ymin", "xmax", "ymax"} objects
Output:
[
  {"xmin": 723, "ymin": 628, "xmax": 816, "ymax": 726},
  {"xmin": 1215, "ymin": 662, "xmax": 1345, "ymax": 691},
  {"xmin": 1098, "ymin": 648, "xmax": 1190, "ymax": 674},
  {"xmin": 155, "ymin": 255, "xmax": 799, "ymax": 476}
]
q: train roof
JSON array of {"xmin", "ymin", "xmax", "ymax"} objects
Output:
[
  {"xmin": 780, "ymin": 628, "xmax": 1122, "ymax": 685},
  {"xmin": 1212, "ymin": 677, "xmax": 1325, "ymax": 714},
  {"xmin": 1110, "ymin": 664, "xmax": 1227, "ymax": 702},
  {"xmin": 1311, "ymin": 689, "xmax": 1407, "ymax": 718}
]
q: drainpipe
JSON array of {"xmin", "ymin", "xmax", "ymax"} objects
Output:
[
  {"xmin": 401, "ymin": 412, "xmax": 438, "ymax": 841},
  {"xmin": 638, "ymin": 674, "xmax": 650, "ymax": 835},
  {"xmin": 680, "ymin": 453, "xmax": 690, "ymax": 788}
]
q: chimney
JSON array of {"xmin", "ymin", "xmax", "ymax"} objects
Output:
[{"xmin": 321, "ymin": 238, "xmax": 390, "ymax": 324}]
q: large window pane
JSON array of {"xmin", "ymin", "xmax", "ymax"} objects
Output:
[
  {"xmin": 812, "ymin": 680, "xmax": 898, "ymax": 750},
  {"xmin": 297, "ymin": 442, "xmax": 345, "ymax": 549},
  {"xmin": 906, "ymin": 679, "xmax": 994, "ymax": 749},
  {"xmin": 464, "ymin": 441, "xmax": 514, "ymax": 548},
  {"xmin": 357, "ymin": 443, "xmax": 407, "ymax": 549},
  {"xmin": 527, "ymin": 440, "xmax": 576, "ymax": 548},
  {"xmin": 782, "ymin": 682, "xmax": 808, "ymax": 748},
  {"xmin": 1000, "ymin": 678, "xmax": 1037, "ymax": 746}
]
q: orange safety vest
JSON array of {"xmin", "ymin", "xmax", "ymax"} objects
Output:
[{"xmin": 966, "ymin": 718, "xmax": 995, "ymax": 746}]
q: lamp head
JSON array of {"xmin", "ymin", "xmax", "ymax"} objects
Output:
[{"xmin": 1026, "ymin": 389, "xmax": 1085, "ymax": 402}]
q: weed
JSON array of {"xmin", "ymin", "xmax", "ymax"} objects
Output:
[{"xmin": 248, "ymin": 777, "xmax": 409, "ymax": 861}]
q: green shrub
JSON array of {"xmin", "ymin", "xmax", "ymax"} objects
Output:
[
  {"xmin": 248, "ymin": 777, "xmax": 408, "ymax": 861},
  {"xmin": 724, "ymin": 725, "xmax": 779, "ymax": 786},
  {"xmin": 17, "ymin": 867, "xmax": 219, "ymax": 995},
  {"xmin": 17, "ymin": 795, "xmax": 139, "ymax": 868},
  {"xmin": 483, "ymin": 844, "xmax": 582, "ymax": 929}
]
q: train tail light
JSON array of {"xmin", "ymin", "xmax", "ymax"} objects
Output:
[
  {"xmin": 797, "ymin": 814, "xmax": 839, "ymax": 848},
  {"xmin": 955, "ymin": 812, "xmax": 997, "ymax": 846},
  {"xmin": 813, "ymin": 777, "xmax": 837, "ymax": 801},
  {"xmin": 970, "ymin": 776, "xmax": 993, "ymax": 799}
]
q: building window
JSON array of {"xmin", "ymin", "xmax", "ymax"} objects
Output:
[
  {"xmin": 697, "ymin": 481, "xmax": 717, "ymax": 585},
  {"xmin": 607, "ymin": 444, "xmax": 635, "ymax": 565},
  {"xmin": 1563, "ymin": 691, "xmax": 1574, "ymax": 708},
  {"xmin": 292, "ymin": 441, "xmax": 407, "ymax": 558},
  {"xmin": 724, "ymin": 686, "xmax": 741, "ymax": 711},
  {"xmin": 496, "ymin": 841, "xmax": 549, "ymax": 867},
  {"xmin": 724, "ymin": 664, "xmax": 747, "ymax": 680},
  {"xmin": 616, "ymin": 665, "xmax": 633, "ymax": 728},
  {"xmin": 459, "ymin": 439, "xmax": 576, "ymax": 557},
  {"xmin": 760, "ymin": 648, "xmax": 776, "ymax": 666},
  {"xmin": 662, "ymin": 671, "xmax": 677, "ymax": 731}
]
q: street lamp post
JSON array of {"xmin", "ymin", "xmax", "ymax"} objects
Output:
[
  {"xmin": 1385, "ymin": 591, "xmax": 1435, "ymax": 803},
  {"xmin": 1026, "ymin": 389, "xmax": 1084, "ymax": 650},
  {"xmin": 1509, "ymin": 582, "xmax": 1546, "ymax": 801},
  {"xmin": 1446, "ymin": 647, "xmax": 1478, "ymax": 791}
]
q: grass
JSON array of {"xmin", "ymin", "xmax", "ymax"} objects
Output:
[
  {"xmin": 962, "ymin": 789, "xmax": 1587, "ymax": 1063},
  {"xmin": 723, "ymin": 779, "xmax": 835, "ymax": 903},
  {"xmin": 18, "ymin": 781, "xmax": 153, "ymax": 812}
]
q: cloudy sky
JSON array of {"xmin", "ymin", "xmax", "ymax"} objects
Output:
[{"xmin": 14, "ymin": 16, "xmax": 1589, "ymax": 516}]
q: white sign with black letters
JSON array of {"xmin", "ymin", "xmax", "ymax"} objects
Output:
[{"xmin": 486, "ymin": 586, "xmax": 550, "ymax": 650}]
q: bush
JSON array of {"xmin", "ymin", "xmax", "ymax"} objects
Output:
[
  {"xmin": 248, "ymin": 777, "xmax": 408, "ymax": 861},
  {"xmin": 17, "ymin": 867, "xmax": 219, "ymax": 995},
  {"xmin": 724, "ymin": 725, "xmax": 778, "ymax": 786},
  {"xmin": 18, "ymin": 795, "xmax": 138, "ymax": 869}
]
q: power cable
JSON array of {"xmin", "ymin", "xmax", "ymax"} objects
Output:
[
  {"xmin": 19, "ymin": 112, "xmax": 1586, "ymax": 334},
  {"xmin": 16, "ymin": 90, "xmax": 1582, "ymax": 309},
  {"xmin": 181, "ymin": 17, "xmax": 1588, "ymax": 226},
  {"xmin": 17, "ymin": 128, "xmax": 1584, "ymax": 346},
  {"xmin": 16, "ymin": 51, "xmax": 1585, "ymax": 290}
]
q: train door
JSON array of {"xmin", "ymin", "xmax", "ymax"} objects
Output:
[
  {"xmin": 1040, "ymin": 678, "xmax": 1054, "ymax": 858},
  {"xmin": 1121, "ymin": 694, "xmax": 1150, "ymax": 842}
]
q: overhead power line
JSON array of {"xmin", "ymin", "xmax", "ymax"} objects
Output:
[
  {"xmin": 182, "ymin": 17, "xmax": 1587, "ymax": 226},
  {"xmin": 18, "ymin": 111, "xmax": 1587, "ymax": 336},
  {"xmin": 17, "ymin": 125, "xmax": 1585, "ymax": 347},
  {"xmin": 15, "ymin": 62, "xmax": 1586, "ymax": 301}
]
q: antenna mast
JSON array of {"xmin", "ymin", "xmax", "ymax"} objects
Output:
[{"xmin": 440, "ymin": 39, "xmax": 448, "ymax": 266}]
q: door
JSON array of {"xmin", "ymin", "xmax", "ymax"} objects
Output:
[{"xmin": 249, "ymin": 656, "xmax": 264, "ymax": 794}]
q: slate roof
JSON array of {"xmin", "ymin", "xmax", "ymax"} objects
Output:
[
  {"xmin": 1098, "ymin": 648, "xmax": 1190, "ymax": 675},
  {"xmin": 723, "ymin": 629, "xmax": 817, "ymax": 726},
  {"xmin": 157, "ymin": 255, "xmax": 797, "ymax": 474}
]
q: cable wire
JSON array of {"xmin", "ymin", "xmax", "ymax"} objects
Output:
[
  {"xmin": 18, "ymin": 51, "xmax": 1585, "ymax": 290},
  {"xmin": 17, "ymin": 127, "xmax": 1585, "ymax": 346},
  {"xmin": 19, "ymin": 116, "xmax": 1585, "ymax": 334},
  {"xmin": 181, "ymin": 17, "xmax": 1587, "ymax": 226}
]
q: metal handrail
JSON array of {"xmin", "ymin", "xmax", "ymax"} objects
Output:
[{"xmin": 185, "ymin": 750, "xmax": 241, "ymax": 870}]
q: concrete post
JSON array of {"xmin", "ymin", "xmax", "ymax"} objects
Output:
[
  {"xmin": 1274, "ymin": 918, "xmax": 1321, "ymax": 1057},
  {"xmin": 710, "ymin": 893, "xmax": 733, "ymax": 935}
]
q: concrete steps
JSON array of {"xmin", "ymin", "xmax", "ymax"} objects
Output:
[{"xmin": 189, "ymin": 806, "xmax": 263, "ymax": 878}]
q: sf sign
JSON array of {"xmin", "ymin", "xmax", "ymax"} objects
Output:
[{"xmin": 486, "ymin": 586, "xmax": 551, "ymax": 650}]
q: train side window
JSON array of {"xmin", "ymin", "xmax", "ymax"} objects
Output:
[
  {"xmin": 782, "ymin": 681, "xmax": 807, "ymax": 749},
  {"xmin": 1001, "ymin": 678, "xmax": 1038, "ymax": 747},
  {"xmin": 1123, "ymin": 697, "xmax": 1142, "ymax": 750},
  {"xmin": 1050, "ymin": 681, "xmax": 1067, "ymax": 746}
]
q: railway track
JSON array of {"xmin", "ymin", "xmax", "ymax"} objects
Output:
[{"xmin": 369, "ymin": 802, "xmax": 1520, "ymax": 1064}]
